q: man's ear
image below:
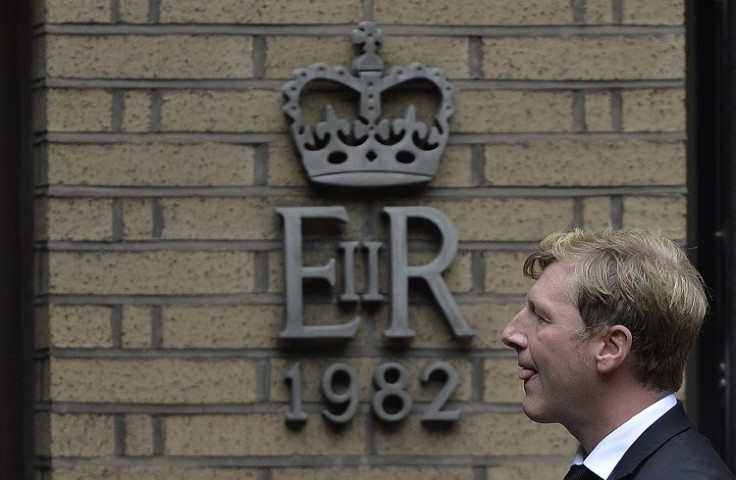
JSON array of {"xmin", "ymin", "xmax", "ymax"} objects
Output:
[{"xmin": 594, "ymin": 325, "xmax": 632, "ymax": 374}]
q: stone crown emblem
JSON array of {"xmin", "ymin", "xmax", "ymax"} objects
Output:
[{"xmin": 282, "ymin": 21, "xmax": 455, "ymax": 188}]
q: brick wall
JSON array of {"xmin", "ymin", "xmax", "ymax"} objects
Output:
[{"xmin": 33, "ymin": 1, "xmax": 687, "ymax": 479}]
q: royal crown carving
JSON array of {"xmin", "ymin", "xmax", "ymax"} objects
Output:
[{"xmin": 282, "ymin": 21, "xmax": 455, "ymax": 188}]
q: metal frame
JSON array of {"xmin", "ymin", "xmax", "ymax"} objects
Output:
[
  {"xmin": 688, "ymin": 0, "xmax": 736, "ymax": 469},
  {"xmin": 0, "ymin": 0, "xmax": 34, "ymax": 478}
]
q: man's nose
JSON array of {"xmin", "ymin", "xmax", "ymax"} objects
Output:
[{"xmin": 501, "ymin": 310, "xmax": 526, "ymax": 350}]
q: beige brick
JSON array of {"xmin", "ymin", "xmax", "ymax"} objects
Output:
[
  {"xmin": 45, "ymin": 35, "xmax": 253, "ymax": 79},
  {"xmin": 121, "ymin": 305, "xmax": 152, "ymax": 349},
  {"xmin": 622, "ymin": 88, "xmax": 685, "ymax": 132},
  {"xmin": 273, "ymin": 466, "xmax": 476, "ymax": 480},
  {"xmin": 381, "ymin": 37, "xmax": 469, "ymax": 79},
  {"xmin": 423, "ymin": 198, "xmax": 572, "ymax": 242},
  {"xmin": 464, "ymin": 301, "xmax": 522, "ymax": 350},
  {"xmin": 268, "ymin": 250, "xmax": 284, "ymax": 293},
  {"xmin": 160, "ymin": 90, "xmax": 284, "ymax": 132},
  {"xmin": 162, "ymin": 197, "xmax": 367, "ymax": 240},
  {"xmin": 33, "ymin": 144, "xmax": 48, "ymax": 187},
  {"xmin": 36, "ymin": 198, "xmax": 113, "ymax": 241},
  {"xmin": 373, "ymin": 301, "xmax": 520, "ymax": 350},
  {"xmin": 269, "ymin": 246, "xmax": 380, "ymax": 295},
  {"xmin": 44, "ymin": 305, "xmax": 113, "ymax": 349},
  {"xmin": 485, "ymin": 250, "xmax": 535, "ymax": 294},
  {"xmin": 122, "ymin": 199, "xmax": 153, "ymax": 240},
  {"xmin": 49, "ymin": 358, "xmax": 258, "ymax": 403},
  {"xmin": 49, "ymin": 466, "xmax": 260, "ymax": 480},
  {"xmin": 125, "ymin": 414, "xmax": 154, "ymax": 456},
  {"xmin": 161, "ymin": 304, "xmax": 282, "ymax": 349},
  {"xmin": 483, "ymin": 35, "xmax": 683, "ymax": 80},
  {"xmin": 34, "ymin": 307, "xmax": 49, "ymax": 350},
  {"xmin": 160, "ymin": 197, "xmax": 285, "ymax": 240},
  {"xmin": 375, "ymin": 0, "xmax": 574, "ymax": 25},
  {"xmin": 44, "ymin": 143, "xmax": 255, "ymax": 187},
  {"xmin": 160, "ymin": 0, "xmax": 359, "ymax": 24},
  {"xmin": 271, "ymin": 357, "xmax": 472, "ymax": 403},
  {"xmin": 47, "ymin": 251, "xmax": 255, "ymax": 295},
  {"xmin": 44, "ymin": 413, "xmax": 115, "ymax": 457},
  {"xmin": 622, "ymin": 195, "xmax": 687, "ymax": 238},
  {"xmin": 374, "ymin": 412, "xmax": 575, "ymax": 456},
  {"xmin": 585, "ymin": 0, "xmax": 614, "ymax": 24},
  {"xmin": 31, "ymin": 90, "xmax": 47, "ymax": 133},
  {"xmin": 585, "ymin": 91, "xmax": 612, "ymax": 132},
  {"xmin": 268, "ymin": 140, "xmax": 309, "ymax": 187},
  {"xmin": 484, "ymin": 358, "xmax": 525, "ymax": 403},
  {"xmin": 485, "ymin": 140, "xmax": 686, "ymax": 186},
  {"xmin": 122, "ymin": 91, "xmax": 152, "ymax": 132},
  {"xmin": 623, "ymin": 0, "xmax": 684, "ymax": 26},
  {"xmin": 119, "ymin": 0, "xmax": 150, "ymax": 23},
  {"xmin": 35, "ymin": 359, "xmax": 48, "ymax": 403},
  {"xmin": 41, "ymin": 89, "xmax": 112, "ymax": 132},
  {"xmin": 446, "ymin": 251, "xmax": 473, "ymax": 292},
  {"xmin": 165, "ymin": 413, "xmax": 364, "ymax": 456},
  {"xmin": 260, "ymin": 301, "xmax": 367, "ymax": 342},
  {"xmin": 583, "ymin": 197, "xmax": 614, "ymax": 230},
  {"xmin": 429, "ymin": 145, "xmax": 473, "ymax": 188},
  {"xmin": 35, "ymin": 0, "xmax": 111, "ymax": 24},
  {"xmin": 453, "ymin": 90, "xmax": 572, "ymax": 133},
  {"xmin": 371, "ymin": 303, "xmax": 484, "ymax": 349},
  {"xmin": 36, "ymin": 251, "xmax": 48, "ymax": 296},
  {"xmin": 266, "ymin": 36, "xmax": 355, "ymax": 78},
  {"xmin": 406, "ymin": 250, "xmax": 473, "ymax": 293}
]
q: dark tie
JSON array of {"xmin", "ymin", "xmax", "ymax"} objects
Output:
[{"xmin": 563, "ymin": 464, "xmax": 602, "ymax": 480}]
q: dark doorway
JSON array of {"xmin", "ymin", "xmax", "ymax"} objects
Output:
[
  {"xmin": 0, "ymin": 0, "xmax": 33, "ymax": 478},
  {"xmin": 688, "ymin": 0, "xmax": 736, "ymax": 469}
]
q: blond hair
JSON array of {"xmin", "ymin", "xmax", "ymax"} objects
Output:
[{"xmin": 524, "ymin": 229, "xmax": 708, "ymax": 393}]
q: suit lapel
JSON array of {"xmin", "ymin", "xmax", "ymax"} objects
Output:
[{"xmin": 608, "ymin": 402, "xmax": 691, "ymax": 479}]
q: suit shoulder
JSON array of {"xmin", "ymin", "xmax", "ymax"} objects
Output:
[{"xmin": 632, "ymin": 428, "xmax": 734, "ymax": 479}]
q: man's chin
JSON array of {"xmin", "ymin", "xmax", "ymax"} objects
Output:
[{"xmin": 521, "ymin": 398, "xmax": 554, "ymax": 423}]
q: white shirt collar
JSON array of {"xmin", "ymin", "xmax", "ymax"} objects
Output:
[{"xmin": 571, "ymin": 393, "xmax": 677, "ymax": 479}]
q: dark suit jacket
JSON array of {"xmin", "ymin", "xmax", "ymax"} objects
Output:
[{"xmin": 608, "ymin": 402, "xmax": 734, "ymax": 479}]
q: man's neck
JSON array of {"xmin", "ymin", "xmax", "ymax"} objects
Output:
[{"xmin": 572, "ymin": 388, "xmax": 665, "ymax": 454}]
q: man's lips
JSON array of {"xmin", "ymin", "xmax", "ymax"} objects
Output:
[{"xmin": 518, "ymin": 366, "xmax": 538, "ymax": 382}]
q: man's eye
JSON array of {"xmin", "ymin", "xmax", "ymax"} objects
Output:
[{"xmin": 528, "ymin": 303, "xmax": 548, "ymax": 323}]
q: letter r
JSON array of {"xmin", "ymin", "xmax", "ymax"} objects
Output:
[{"xmin": 383, "ymin": 207, "xmax": 474, "ymax": 339}]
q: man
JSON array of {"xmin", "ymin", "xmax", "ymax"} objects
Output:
[{"xmin": 501, "ymin": 229, "xmax": 734, "ymax": 479}]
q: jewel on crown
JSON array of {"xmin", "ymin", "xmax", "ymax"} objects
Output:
[{"xmin": 282, "ymin": 21, "xmax": 455, "ymax": 188}]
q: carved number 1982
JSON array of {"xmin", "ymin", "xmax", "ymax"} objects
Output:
[{"xmin": 285, "ymin": 361, "xmax": 460, "ymax": 424}]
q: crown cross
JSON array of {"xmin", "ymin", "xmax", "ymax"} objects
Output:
[
  {"xmin": 350, "ymin": 22, "xmax": 384, "ymax": 72},
  {"xmin": 282, "ymin": 21, "xmax": 455, "ymax": 188}
]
